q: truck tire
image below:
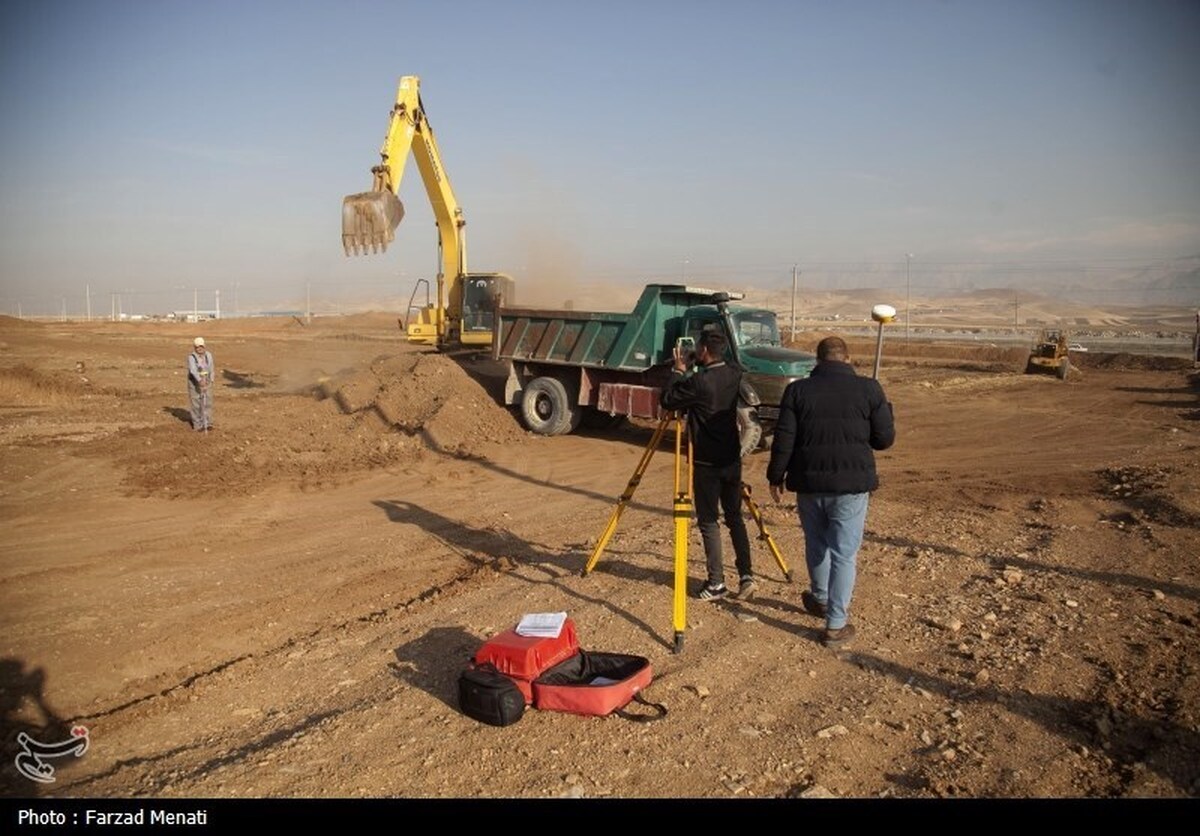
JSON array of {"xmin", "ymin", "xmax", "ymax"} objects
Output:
[
  {"xmin": 521, "ymin": 376, "xmax": 581, "ymax": 436},
  {"xmin": 737, "ymin": 405, "xmax": 763, "ymax": 457}
]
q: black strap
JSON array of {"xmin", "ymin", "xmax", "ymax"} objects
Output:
[{"xmin": 614, "ymin": 693, "xmax": 668, "ymax": 723}]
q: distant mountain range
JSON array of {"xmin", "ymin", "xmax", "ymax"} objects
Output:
[{"xmin": 792, "ymin": 254, "xmax": 1200, "ymax": 309}]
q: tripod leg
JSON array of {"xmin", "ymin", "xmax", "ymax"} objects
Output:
[
  {"xmin": 742, "ymin": 484, "xmax": 792, "ymax": 582},
  {"xmin": 672, "ymin": 415, "xmax": 690, "ymax": 654},
  {"xmin": 582, "ymin": 415, "xmax": 671, "ymax": 577}
]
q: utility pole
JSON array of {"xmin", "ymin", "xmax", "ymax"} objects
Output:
[
  {"xmin": 1014, "ymin": 290, "xmax": 1019, "ymax": 326},
  {"xmin": 193, "ymin": 289, "xmax": 198, "ymax": 321},
  {"xmin": 306, "ymin": 282, "xmax": 311, "ymax": 324},
  {"xmin": 790, "ymin": 264, "xmax": 799, "ymax": 344},
  {"xmin": 1193, "ymin": 309, "xmax": 1199, "ymax": 365},
  {"xmin": 905, "ymin": 253, "xmax": 913, "ymax": 342},
  {"xmin": 86, "ymin": 284, "xmax": 91, "ymax": 322}
]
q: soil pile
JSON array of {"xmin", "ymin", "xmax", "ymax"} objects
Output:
[
  {"xmin": 78, "ymin": 351, "xmax": 525, "ymax": 498},
  {"xmin": 325, "ymin": 352, "xmax": 525, "ymax": 455}
]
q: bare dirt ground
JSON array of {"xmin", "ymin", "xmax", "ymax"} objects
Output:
[{"xmin": 1, "ymin": 313, "xmax": 1198, "ymax": 804}]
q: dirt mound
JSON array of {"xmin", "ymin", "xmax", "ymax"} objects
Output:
[
  {"xmin": 838, "ymin": 338, "xmax": 1030, "ymax": 367},
  {"xmin": 1073, "ymin": 352, "xmax": 1194, "ymax": 372},
  {"xmin": 0, "ymin": 315, "xmax": 44, "ymax": 331},
  {"xmin": 80, "ymin": 351, "xmax": 526, "ymax": 498},
  {"xmin": 0, "ymin": 364, "xmax": 89, "ymax": 406},
  {"xmin": 324, "ymin": 352, "xmax": 525, "ymax": 455}
]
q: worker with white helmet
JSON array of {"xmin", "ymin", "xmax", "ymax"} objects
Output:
[{"xmin": 187, "ymin": 337, "xmax": 215, "ymax": 432}]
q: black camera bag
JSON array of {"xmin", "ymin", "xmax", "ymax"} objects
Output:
[{"xmin": 458, "ymin": 663, "xmax": 526, "ymax": 727}]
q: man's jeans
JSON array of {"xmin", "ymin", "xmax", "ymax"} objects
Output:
[
  {"xmin": 797, "ymin": 493, "xmax": 869, "ymax": 630},
  {"xmin": 694, "ymin": 462, "xmax": 752, "ymax": 587}
]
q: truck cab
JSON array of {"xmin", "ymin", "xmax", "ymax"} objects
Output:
[{"xmin": 677, "ymin": 301, "xmax": 816, "ymax": 426}]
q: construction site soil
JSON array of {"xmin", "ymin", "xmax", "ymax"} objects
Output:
[{"xmin": 1, "ymin": 313, "xmax": 1197, "ymax": 806}]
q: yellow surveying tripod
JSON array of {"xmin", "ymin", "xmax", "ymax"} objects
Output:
[{"xmin": 582, "ymin": 412, "xmax": 792, "ymax": 653}]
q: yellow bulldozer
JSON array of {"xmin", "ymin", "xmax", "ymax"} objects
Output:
[{"xmin": 1024, "ymin": 329, "xmax": 1072, "ymax": 380}]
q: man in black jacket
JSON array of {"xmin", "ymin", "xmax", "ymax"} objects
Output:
[
  {"xmin": 661, "ymin": 330, "xmax": 754, "ymax": 601},
  {"xmin": 767, "ymin": 336, "xmax": 895, "ymax": 647}
]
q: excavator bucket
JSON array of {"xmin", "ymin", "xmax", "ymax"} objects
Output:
[{"xmin": 341, "ymin": 191, "xmax": 405, "ymax": 256}]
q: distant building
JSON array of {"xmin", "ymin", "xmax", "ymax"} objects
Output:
[{"xmin": 169, "ymin": 311, "xmax": 220, "ymax": 322}]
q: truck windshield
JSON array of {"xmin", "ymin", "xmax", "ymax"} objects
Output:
[{"xmin": 731, "ymin": 311, "xmax": 781, "ymax": 347}]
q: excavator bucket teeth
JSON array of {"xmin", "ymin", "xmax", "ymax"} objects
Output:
[{"xmin": 341, "ymin": 191, "xmax": 404, "ymax": 256}]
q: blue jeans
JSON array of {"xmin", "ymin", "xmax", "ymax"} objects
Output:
[{"xmin": 796, "ymin": 493, "xmax": 869, "ymax": 630}]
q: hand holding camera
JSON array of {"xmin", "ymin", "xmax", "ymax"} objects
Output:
[{"xmin": 674, "ymin": 337, "xmax": 696, "ymax": 372}]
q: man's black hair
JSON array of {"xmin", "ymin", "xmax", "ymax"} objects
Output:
[
  {"xmin": 816, "ymin": 336, "xmax": 848, "ymax": 361},
  {"xmin": 699, "ymin": 330, "xmax": 728, "ymax": 356}
]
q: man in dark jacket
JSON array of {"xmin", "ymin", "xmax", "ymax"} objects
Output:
[
  {"xmin": 767, "ymin": 336, "xmax": 895, "ymax": 647},
  {"xmin": 661, "ymin": 330, "xmax": 754, "ymax": 601}
]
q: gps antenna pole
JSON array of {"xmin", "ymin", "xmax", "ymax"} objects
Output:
[{"xmin": 870, "ymin": 304, "xmax": 896, "ymax": 380}]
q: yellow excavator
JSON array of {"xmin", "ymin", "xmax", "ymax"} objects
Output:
[{"xmin": 342, "ymin": 76, "xmax": 514, "ymax": 349}]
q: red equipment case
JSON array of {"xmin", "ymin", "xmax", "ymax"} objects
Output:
[{"xmin": 473, "ymin": 619, "xmax": 580, "ymax": 705}]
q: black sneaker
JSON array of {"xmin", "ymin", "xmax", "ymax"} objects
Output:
[
  {"xmin": 801, "ymin": 591, "xmax": 828, "ymax": 618},
  {"xmin": 823, "ymin": 623, "xmax": 856, "ymax": 648},
  {"xmin": 698, "ymin": 582, "xmax": 728, "ymax": 602},
  {"xmin": 737, "ymin": 575, "xmax": 757, "ymax": 600}
]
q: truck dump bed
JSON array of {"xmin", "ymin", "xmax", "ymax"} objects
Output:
[{"xmin": 492, "ymin": 284, "xmax": 726, "ymax": 370}]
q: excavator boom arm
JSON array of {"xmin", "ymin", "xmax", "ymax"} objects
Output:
[{"xmin": 342, "ymin": 76, "xmax": 468, "ymax": 341}]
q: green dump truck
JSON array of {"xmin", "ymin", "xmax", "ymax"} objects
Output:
[{"xmin": 492, "ymin": 284, "xmax": 816, "ymax": 454}]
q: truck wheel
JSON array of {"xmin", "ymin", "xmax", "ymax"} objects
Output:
[
  {"xmin": 737, "ymin": 406, "xmax": 763, "ymax": 457},
  {"xmin": 521, "ymin": 376, "xmax": 580, "ymax": 436}
]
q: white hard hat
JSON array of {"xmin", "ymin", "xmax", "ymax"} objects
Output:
[{"xmin": 193, "ymin": 337, "xmax": 205, "ymax": 347}]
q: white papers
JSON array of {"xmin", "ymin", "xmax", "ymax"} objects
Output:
[{"xmin": 515, "ymin": 611, "xmax": 567, "ymax": 638}]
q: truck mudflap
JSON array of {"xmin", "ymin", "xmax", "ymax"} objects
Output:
[
  {"xmin": 503, "ymin": 363, "xmax": 523, "ymax": 405},
  {"xmin": 596, "ymin": 383, "xmax": 664, "ymax": 420}
]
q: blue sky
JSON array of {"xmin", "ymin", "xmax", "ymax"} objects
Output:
[{"xmin": 1, "ymin": 0, "xmax": 1197, "ymax": 314}]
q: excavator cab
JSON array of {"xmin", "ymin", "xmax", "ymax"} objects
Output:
[
  {"xmin": 460, "ymin": 273, "xmax": 515, "ymax": 345},
  {"xmin": 342, "ymin": 190, "xmax": 405, "ymax": 256},
  {"xmin": 407, "ymin": 272, "xmax": 515, "ymax": 348}
]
